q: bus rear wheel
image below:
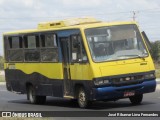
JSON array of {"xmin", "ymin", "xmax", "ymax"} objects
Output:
[
  {"xmin": 77, "ymin": 87, "xmax": 91, "ymax": 108},
  {"xmin": 129, "ymin": 94, "xmax": 143, "ymax": 105},
  {"xmin": 27, "ymin": 85, "xmax": 46, "ymax": 104}
]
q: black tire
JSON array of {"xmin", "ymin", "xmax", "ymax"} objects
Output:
[
  {"xmin": 129, "ymin": 94, "xmax": 143, "ymax": 105},
  {"xmin": 27, "ymin": 86, "xmax": 46, "ymax": 104},
  {"xmin": 77, "ymin": 87, "xmax": 91, "ymax": 108}
]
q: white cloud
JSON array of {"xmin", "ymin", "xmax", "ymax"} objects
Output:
[
  {"xmin": 132, "ymin": 0, "xmax": 159, "ymax": 9},
  {"xmin": 0, "ymin": 0, "xmax": 4, "ymax": 5},
  {"xmin": 62, "ymin": 0, "xmax": 105, "ymax": 7},
  {"xmin": 0, "ymin": 0, "xmax": 160, "ymax": 55},
  {"xmin": 23, "ymin": 0, "xmax": 34, "ymax": 7}
]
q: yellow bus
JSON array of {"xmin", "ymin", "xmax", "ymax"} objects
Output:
[{"xmin": 3, "ymin": 18, "xmax": 156, "ymax": 108}]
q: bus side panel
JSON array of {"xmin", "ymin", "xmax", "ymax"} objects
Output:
[{"xmin": 5, "ymin": 63, "xmax": 64, "ymax": 98}]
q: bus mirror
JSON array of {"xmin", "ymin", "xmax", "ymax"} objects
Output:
[
  {"xmin": 79, "ymin": 58, "xmax": 88, "ymax": 63},
  {"xmin": 141, "ymin": 31, "xmax": 151, "ymax": 51},
  {"xmin": 82, "ymin": 59, "xmax": 88, "ymax": 63}
]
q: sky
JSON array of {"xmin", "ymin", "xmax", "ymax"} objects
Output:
[{"xmin": 0, "ymin": 0, "xmax": 160, "ymax": 55}]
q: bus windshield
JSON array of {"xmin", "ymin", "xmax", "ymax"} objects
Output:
[{"xmin": 85, "ymin": 24, "xmax": 148, "ymax": 62}]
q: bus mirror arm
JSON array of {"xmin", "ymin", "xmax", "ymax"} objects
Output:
[
  {"xmin": 141, "ymin": 31, "xmax": 151, "ymax": 51},
  {"xmin": 78, "ymin": 59, "xmax": 82, "ymax": 62},
  {"xmin": 79, "ymin": 59, "xmax": 88, "ymax": 64}
]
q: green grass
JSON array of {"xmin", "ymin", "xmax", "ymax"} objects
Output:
[
  {"xmin": 155, "ymin": 63, "xmax": 160, "ymax": 78},
  {"xmin": 0, "ymin": 75, "xmax": 5, "ymax": 82}
]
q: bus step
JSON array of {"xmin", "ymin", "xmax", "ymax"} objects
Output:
[{"xmin": 63, "ymin": 96, "xmax": 74, "ymax": 99}]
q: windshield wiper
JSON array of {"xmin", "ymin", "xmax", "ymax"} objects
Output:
[
  {"xmin": 118, "ymin": 54, "xmax": 146, "ymax": 60},
  {"xmin": 134, "ymin": 55, "xmax": 145, "ymax": 60}
]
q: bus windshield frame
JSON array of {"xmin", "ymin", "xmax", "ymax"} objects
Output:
[{"xmin": 85, "ymin": 24, "xmax": 148, "ymax": 62}]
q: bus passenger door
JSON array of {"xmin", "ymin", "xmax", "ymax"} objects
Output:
[
  {"xmin": 60, "ymin": 37, "xmax": 72, "ymax": 97},
  {"xmin": 70, "ymin": 35, "xmax": 89, "ymax": 82}
]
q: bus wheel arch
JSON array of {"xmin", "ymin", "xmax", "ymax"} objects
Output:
[
  {"xmin": 129, "ymin": 94, "xmax": 143, "ymax": 105},
  {"xmin": 74, "ymin": 84, "xmax": 92, "ymax": 108},
  {"xmin": 26, "ymin": 82, "xmax": 32, "ymax": 100},
  {"xmin": 26, "ymin": 83, "xmax": 46, "ymax": 104},
  {"xmin": 74, "ymin": 84, "xmax": 84, "ymax": 99}
]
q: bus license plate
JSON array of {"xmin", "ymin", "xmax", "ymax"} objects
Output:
[{"xmin": 124, "ymin": 91, "xmax": 135, "ymax": 97}]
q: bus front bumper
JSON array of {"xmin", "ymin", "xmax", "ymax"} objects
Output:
[{"xmin": 92, "ymin": 80, "xmax": 156, "ymax": 101}]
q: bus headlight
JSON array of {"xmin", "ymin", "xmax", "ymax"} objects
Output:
[
  {"xmin": 94, "ymin": 79, "xmax": 109, "ymax": 85},
  {"xmin": 104, "ymin": 80, "xmax": 109, "ymax": 84},
  {"xmin": 94, "ymin": 80, "xmax": 103, "ymax": 85},
  {"xmin": 144, "ymin": 73, "xmax": 155, "ymax": 79}
]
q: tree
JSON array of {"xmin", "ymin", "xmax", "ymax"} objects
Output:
[
  {"xmin": 150, "ymin": 41, "xmax": 160, "ymax": 62},
  {"xmin": 0, "ymin": 56, "xmax": 4, "ymax": 70}
]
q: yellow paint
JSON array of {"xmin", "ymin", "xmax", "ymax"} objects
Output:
[
  {"xmin": 5, "ymin": 63, "xmax": 63, "ymax": 79},
  {"xmin": 70, "ymin": 63, "xmax": 93, "ymax": 80},
  {"xmin": 38, "ymin": 17, "xmax": 100, "ymax": 29},
  {"xmin": 87, "ymin": 57, "xmax": 155, "ymax": 78},
  {"xmin": 3, "ymin": 18, "xmax": 155, "ymax": 81},
  {"xmin": 3, "ymin": 21, "xmax": 136, "ymax": 36},
  {"xmin": 79, "ymin": 21, "xmax": 155, "ymax": 79}
]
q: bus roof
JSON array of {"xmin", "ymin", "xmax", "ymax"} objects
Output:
[{"xmin": 3, "ymin": 17, "xmax": 137, "ymax": 36}]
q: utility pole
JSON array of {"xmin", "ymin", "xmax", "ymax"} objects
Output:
[{"xmin": 132, "ymin": 11, "xmax": 136, "ymax": 21}]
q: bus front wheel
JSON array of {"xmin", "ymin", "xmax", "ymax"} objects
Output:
[
  {"xmin": 77, "ymin": 87, "xmax": 91, "ymax": 108},
  {"xmin": 129, "ymin": 94, "xmax": 143, "ymax": 105},
  {"xmin": 27, "ymin": 85, "xmax": 46, "ymax": 104}
]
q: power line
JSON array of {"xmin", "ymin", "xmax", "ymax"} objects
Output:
[
  {"xmin": 1, "ymin": 8, "xmax": 159, "ymax": 20},
  {"xmin": 0, "ymin": 8, "xmax": 159, "ymax": 22},
  {"xmin": 0, "ymin": 11, "xmax": 130, "ymax": 20},
  {"xmin": 0, "ymin": 8, "xmax": 159, "ymax": 39}
]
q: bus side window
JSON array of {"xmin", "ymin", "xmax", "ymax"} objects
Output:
[
  {"xmin": 8, "ymin": 36, "xmax": 23, "ymax": 62},
  {"xmin": 71, "ymin": 35, "xmax": 87, "ymax": 63},
  {"xmin": 24, "ymin": 35, "xmax": 40, "ymax": 62},
  {"xmin": 40, "ymin": 33, "xmax": 58, "ymax": 62}
]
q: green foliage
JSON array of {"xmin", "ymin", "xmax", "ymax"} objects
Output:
[
  {"xmin": 150, "ymin": 41, "xmax": 160, "ymax": 62},
  {"xmin": 155, "ymin": 63, "xmax": 160, "ymax": 78},
  {"xmin": 0, "ymin": 75, "xmax": 5, "ymax": 82},
  {"xmin": 0, "ymin": 56, "xmax": 4, "ymax": 70}
]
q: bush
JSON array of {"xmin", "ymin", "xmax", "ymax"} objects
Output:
[
  {"xmin": 150, "ymin": 41, "xmax": 160, "ymax": 62},
  {"xmin": 0, "ymin": 56, "xmax": 4, "ymax": 70}
]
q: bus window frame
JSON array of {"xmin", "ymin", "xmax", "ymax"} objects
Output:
[
  {"xmin": 84, "ymin": 24, "xmax": 149, "ymax": 63},
  {"xmin": 70, "ymin": 34, "xmax": 88, "ymax": 64},
  {"xmin": 23, "ymin": 34, "xmax": 41, "ymax": 62},
  {"xmin": 7, "ymin": 35, "xmax": 24, "ymax": 62},
  {"xmin": 40, "ymin": 33, "xmax": 59, "ymax": 63}
]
